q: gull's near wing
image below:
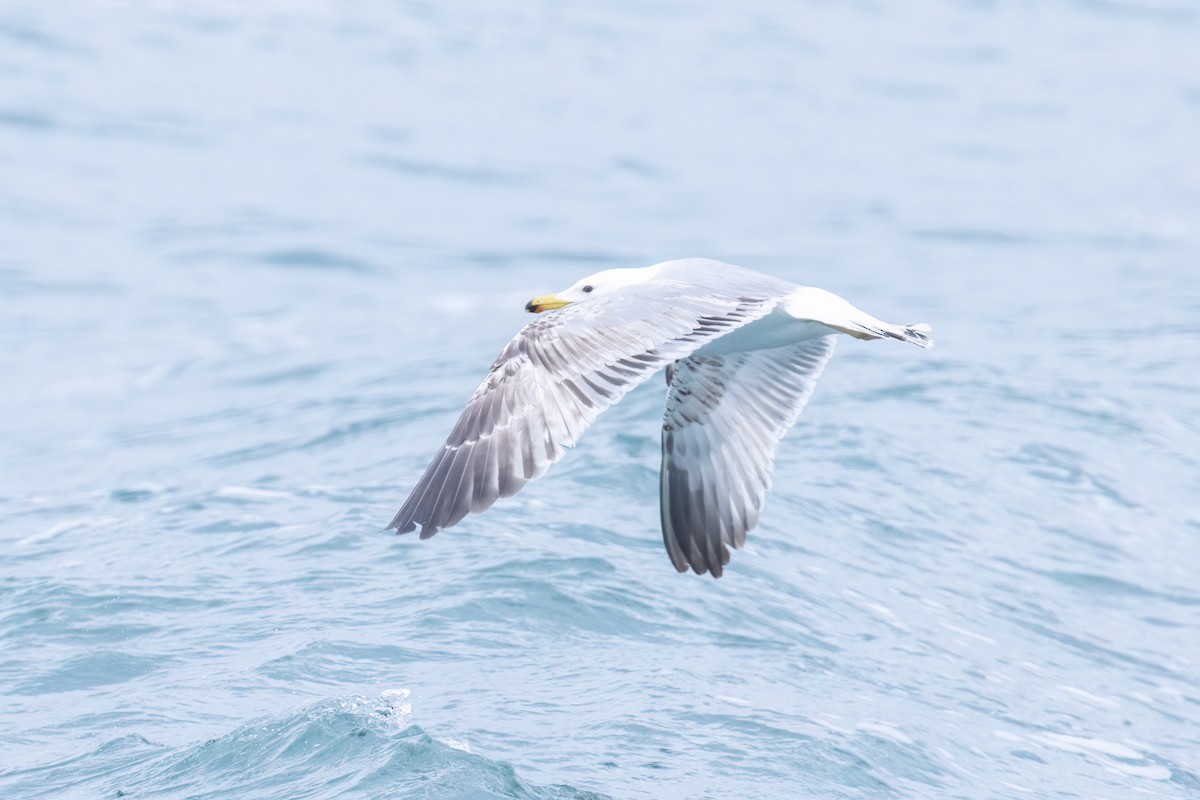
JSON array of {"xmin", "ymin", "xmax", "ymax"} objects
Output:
[
  {"xmin": 660, "ymin": 335, "xmax": 837, "ymax": 577},
  {"xmin": 389, "ymin": 284, "xmax": 782, "ymax": 538}
]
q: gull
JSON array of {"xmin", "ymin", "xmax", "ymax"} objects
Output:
[{"xmin": 389, "ymin": 258, "xmax": 932, "ymax": 577}]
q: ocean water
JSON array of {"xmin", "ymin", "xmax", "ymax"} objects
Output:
[{"xmin": 2, "ymin": 1, "xmax": 1198, "ymax": 798}]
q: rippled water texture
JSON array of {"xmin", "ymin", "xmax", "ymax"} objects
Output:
[{"xmin": 2, "ymin": 1, "xmax": 1198, "ymax": 798}]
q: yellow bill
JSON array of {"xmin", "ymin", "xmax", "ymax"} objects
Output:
[{"xmin": 525, "ymin": 294, "xmax": 571, "ymax": 313}]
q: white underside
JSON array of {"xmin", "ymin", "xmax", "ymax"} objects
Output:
[{"xmin": 692, "ymin": 287, "xmax": 861, "ymax": 356}]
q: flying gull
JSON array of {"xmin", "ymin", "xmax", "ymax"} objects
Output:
[{"xmin": 389, "ymin": 258, "xmax": 932, "ymax": 577}]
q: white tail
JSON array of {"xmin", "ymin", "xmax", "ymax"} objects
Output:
[{"xmin": 784, "ymin": 287, "xmax": 934, "ymax": 349}]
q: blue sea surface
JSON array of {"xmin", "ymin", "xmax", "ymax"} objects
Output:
[{"xmin": 2, "ymin": 1, "xmax": 1198, "ymax": 798}]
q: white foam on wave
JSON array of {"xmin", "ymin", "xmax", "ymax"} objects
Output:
[
  {"xmin": 1104, "ymin": 762, "xmax": 1172, "ymax": 780},
  {"xmin": 336, "ymin": 688, "xmax": 413, "ymax": 731},
  {"xmin": 1036, "ymin": 732, "xmax": 1142, "ymax": 760},
  {"xmin": 377, "ymin": 688, "xmax": 413, "ymax": 728},
  {"xmin": 17, "ymin": 517, "xmax": 113, "ymax": 547},
  {"xmin": 855, "ymin": 722, "xmax": 915, "ymax": 745},
  {"xmin": 938, "ymin": 621, "xmax": 999, "ymax": 646},
  {"xmin": 1059, "ymin": 685, "xmax": 1120, "ymax": 709},
  {"xmin": 364, "ymin": 690, "xmax": 472, "ymax": 754},
  {"xmin": 214, "ymin": 485, "xmax": 294, "ymax": 502}
]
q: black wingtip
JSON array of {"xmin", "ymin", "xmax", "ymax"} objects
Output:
[
  {"xmin": 903, "ymin": 323, "xmax": 934, "ymax": 349},
  {"xmin": 701, "ymin": 559, "xmax": 724, "ymax": 579},
  {"xmin": 388, "ymin": 517, "xmax": 418, "ymax": 534}
]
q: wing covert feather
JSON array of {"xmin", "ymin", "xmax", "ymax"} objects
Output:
[{"xmin": 389, "ymin": 284, "xmax": 780, "ymax": 538}]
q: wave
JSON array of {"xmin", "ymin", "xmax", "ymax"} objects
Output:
[{"xmin": 2, "ymin": 690, "xmax": 608, "ymax": 800}]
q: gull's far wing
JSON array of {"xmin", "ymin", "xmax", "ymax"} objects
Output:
[
  {"xmin": 659, "ymin": 336, "xmax": 837, "ymax": 577},
  {"xmin": 389, "ymin": 283, "xmax": 781, "ymax": 538}
]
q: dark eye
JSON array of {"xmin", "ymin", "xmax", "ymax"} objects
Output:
[{"xmin": 582, "ymin": 285, "xmax": 594, "ymax": 293}]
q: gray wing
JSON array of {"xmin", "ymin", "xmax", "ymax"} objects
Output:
[
  {"xmin": 659, "ymin": 336, "xmax": 837, "ymax": 577},
  {"xmin": 389, "ymin": 283, "xmax": 782, "ymax": 539}
]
